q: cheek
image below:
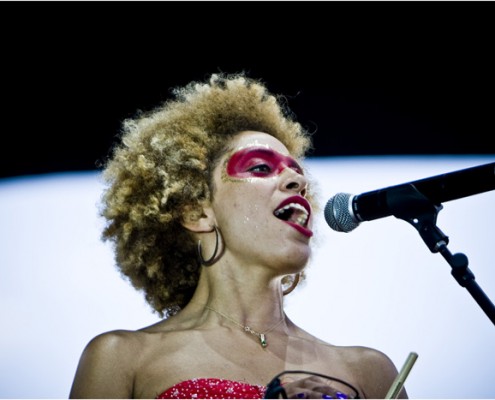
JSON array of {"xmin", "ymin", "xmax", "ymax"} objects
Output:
[
  {"xmin": 223, "ymin": 187, "xmax": 266, "ymax": 228},
  {"xmin": 240, "ymin": 203, "xmax": 262, "ymax": 227},
  {"xmin": 232, "ymin": 194, "xmax": 259, "ymax": 221}
]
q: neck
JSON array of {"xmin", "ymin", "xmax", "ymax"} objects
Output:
[
  {"xmin": 204, "ymin": 305, "xmax": 286, "ymax": 348},
  {"xmin": 188, "ymin": 262, "xmax": 288, "ymax": 324},
  {"xmin": 177, "ymin": 265, "xmax": 295, "ymax": 348}
]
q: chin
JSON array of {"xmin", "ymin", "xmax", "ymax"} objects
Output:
[{"xmin": 281, "ymin": 252, "xmax": 311, "ymax": 273}]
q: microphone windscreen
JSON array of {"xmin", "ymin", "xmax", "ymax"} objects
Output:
[{"xmin": 324, "ymin": 193, "xmax": 359, "ymax": 233}]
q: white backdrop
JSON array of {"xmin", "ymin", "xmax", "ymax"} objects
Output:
[{"xmin": 1, "ymin": 156, "xmax": 494, "ymax": 399}]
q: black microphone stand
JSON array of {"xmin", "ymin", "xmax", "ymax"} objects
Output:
[{"xmin": 386, "ymin": 184, "xmax": 495, "ymax": 326}]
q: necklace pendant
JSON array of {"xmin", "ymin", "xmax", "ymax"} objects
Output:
[{"xmin": 260, "ymin": 333, "xmax": 267, "ymax": 348}]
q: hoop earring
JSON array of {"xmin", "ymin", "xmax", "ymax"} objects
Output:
[
  {"xmin": 282, "ymin": 273, "xmax": 300, "ymax": 296},
  {"xmin": 198, "ymin": 225, "xmax": 221, "ymax": 266}
]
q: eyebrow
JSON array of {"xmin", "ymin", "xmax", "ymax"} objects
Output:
[{"xmin": 241, "ymin": 146, "xmax": 293, "ymax": 160}]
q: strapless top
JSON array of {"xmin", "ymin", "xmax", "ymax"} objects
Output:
[{"xmin": 156, "ymin": 377, "xmax": 266, "ymax": 399}]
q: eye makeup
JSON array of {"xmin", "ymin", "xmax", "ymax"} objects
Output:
[{"xmin": 221, "ymin": 146, "xmax": 304, "ymax": 182}]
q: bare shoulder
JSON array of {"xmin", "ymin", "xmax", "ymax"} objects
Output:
[
  {"xmin": 343, "ymin": 345, "xmax": 407, "ymax": 399},
  {"xmin": 69, "ymin": 329, "xmax": 146, "ymax": 398},
  {"xmin": 82, "ymin": 329, "xmax": 146, "ymax": 365},
  {"xmin": 89, "ymin": 328, "xmax": 140, "ymax": 346},
  {"xmin": 345, "ymin": 345, "xmax": 395, "ymax": 366},
  {"xmin": 289, "ymin": 323, "xmax": 407, "ymax": 398}
]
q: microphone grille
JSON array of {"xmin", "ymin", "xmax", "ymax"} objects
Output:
[{"xmin": 324, "ymin": 193, "xmax": 360, "ymax": 232}]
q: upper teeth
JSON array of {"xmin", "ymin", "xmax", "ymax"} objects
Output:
[{"xmin": 274, "ymin": 203, "xmax": 309, "ymax": 226}]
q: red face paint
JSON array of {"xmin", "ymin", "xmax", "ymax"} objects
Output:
[{"xmin": 225, "ymin": 147, "xmax": 303, "ymax": 180}]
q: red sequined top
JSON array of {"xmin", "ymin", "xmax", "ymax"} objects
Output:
[{"xmin": 156, "ymin": 378, "xmax": 266, "ymax": 399}]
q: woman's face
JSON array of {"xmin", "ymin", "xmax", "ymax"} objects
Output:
[{"xmin": 210, "ymin": 131, "xmax": 313, "ymax": 274}]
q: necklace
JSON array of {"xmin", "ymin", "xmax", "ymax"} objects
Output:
[{"xmin": 205, "ymin": 306, "xmax": 285, "ymax": 348}]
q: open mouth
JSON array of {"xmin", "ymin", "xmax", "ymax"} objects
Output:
[
  {"xmin": 273, "ymin": 196, "xmax": 313, "ymax": 237},
  {"xmin": 274, "ymin": 202, "xmax": 309, "ymax": 227}
]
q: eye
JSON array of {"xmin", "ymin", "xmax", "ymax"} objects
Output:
[
  {"xmin": 289, "ymin": 163, "xmax": 304, "ymax": 175},
  {"xmin": 247, "ymin": 164, "xmax": 271, "ymax": 174}
]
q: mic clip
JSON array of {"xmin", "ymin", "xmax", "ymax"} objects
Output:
[{"xmin": 386, "ymin": 184, "xmax": 449, "ymax": 253}]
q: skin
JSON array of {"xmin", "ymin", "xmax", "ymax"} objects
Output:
[{"xmin": 69, "ymin": 131, "xmax": 407, "ymax": 399}]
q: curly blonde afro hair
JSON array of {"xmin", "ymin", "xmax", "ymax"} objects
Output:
[{"xmin": 100, "ymin": 72, "xmax": 314, "ymax": 317}]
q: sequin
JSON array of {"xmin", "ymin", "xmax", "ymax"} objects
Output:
[{"xmin": 156, "ymin": 378, "xmax": 266, "ymax": 399}]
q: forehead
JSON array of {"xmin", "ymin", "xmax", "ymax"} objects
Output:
[{"xmin": 227, "ymin": 131, "xmax": 290, "ymax": 155}]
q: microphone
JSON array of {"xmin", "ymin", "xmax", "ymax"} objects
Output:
[{"xmin": 324, "ymin": 162, "xmax": 495, "ymax": 232}]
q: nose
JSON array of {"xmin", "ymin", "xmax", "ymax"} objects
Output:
[{"xmin": 279, "ymin": 168, "xmax": 308, "ymax": 197}]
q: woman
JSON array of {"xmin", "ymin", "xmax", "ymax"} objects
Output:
[{"xmin": 69, "ymin": 72, "xmax": 407, "ymax": 399}]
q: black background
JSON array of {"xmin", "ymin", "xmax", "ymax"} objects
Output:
[{"xmin": 1, "ymin": 1, "xmax": 494, "ymax": 179}]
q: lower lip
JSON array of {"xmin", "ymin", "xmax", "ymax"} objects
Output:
[{"xmin": 285, "ymin": 221, "xmax": 313, "ymax": 238}]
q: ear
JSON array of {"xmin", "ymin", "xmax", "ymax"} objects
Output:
[{"xmin": 181, "ymin": 203, "xmax": 216, "ymax": 233}]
